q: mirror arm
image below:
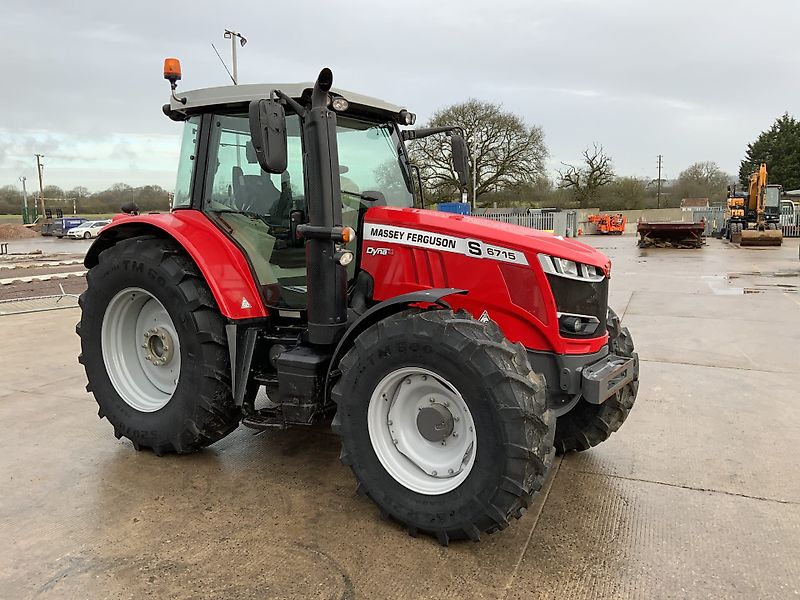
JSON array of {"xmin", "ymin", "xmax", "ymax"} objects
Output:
[
  {"xmin": 403, "ymin": 126, "xmax": 460, "ymax": 142},
  {"xmin": 273, "ymin": 89, "xmax": 305, "ymax": 115}
]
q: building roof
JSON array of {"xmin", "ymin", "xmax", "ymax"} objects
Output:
[{"xmin": 169, "ymin": 83, "xmax": 407, "ymax": 116}]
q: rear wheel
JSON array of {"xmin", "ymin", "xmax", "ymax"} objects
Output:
[
  {"xmin": 554, "ymin": 308, "xmax": 638, "ymax": 454},
  {"xmin": 77, "ymin": 236, "xmax": 241, "ymax": 455},
  {"xmin": 332, "ymin": 309, "xmax": 555, "ymax": 545}
]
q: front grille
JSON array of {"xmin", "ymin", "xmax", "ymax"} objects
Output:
[{"xmin": 545, "ymin": 274, "xmax": 608, "ymax": 338}]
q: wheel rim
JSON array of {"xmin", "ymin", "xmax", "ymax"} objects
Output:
[
  {"xmin": 101, "ymin": 287, "xmax": 180, "ymax": 412},
  {"xmin": 367, "ymin": 367, "xmax": 477, "ymax": 495}
]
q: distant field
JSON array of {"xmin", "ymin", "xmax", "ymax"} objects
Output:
[{"xmin": 0, "ymin": 213, "xmax": 117, "ymax": 224}]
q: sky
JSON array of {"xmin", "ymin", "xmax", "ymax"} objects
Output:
[{"xmin": 1, "ymin": 0, "xmax": 799, "ymax": 193}]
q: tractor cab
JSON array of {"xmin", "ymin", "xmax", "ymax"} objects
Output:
[{"xmin": 167, "ymin": 82, "xmax": 417, "ymax": 312}]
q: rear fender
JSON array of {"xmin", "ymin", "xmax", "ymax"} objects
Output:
[{"xmin": 85, "ymin": 212, "xmax": 267, "ymax": 320}]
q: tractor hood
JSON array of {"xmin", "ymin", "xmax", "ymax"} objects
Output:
[{"xmin": 363, "ymin": 207, "xmax": 611, "ymax": 274}]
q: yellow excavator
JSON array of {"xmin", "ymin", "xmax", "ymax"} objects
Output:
[{"xmin": 740, "ymin": 163, "xmax": 783, "ymax": 246}]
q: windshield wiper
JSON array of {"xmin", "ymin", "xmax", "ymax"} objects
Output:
[
  {"xmin": 211, "ymin": 208, "xmax": 270, "ymax": 220},
  {"xmin": 341, "ymin": 190, "xmax": 385, "ymax": 203}
]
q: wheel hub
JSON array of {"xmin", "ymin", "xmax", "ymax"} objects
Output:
[
  {"xmin": 101, "ymin": 287, "xmax": 181, "ymax": 413},
  {"xmin": 416, "ymin": 403, "xmax": 454, "ymax": 442},
  {"xmin": 142, "ymin": 327, "xmax": 174, "ymax": 366},
  {"xmin": 368, "ymin": 368, "xmax": 477, "ymax": 495}
]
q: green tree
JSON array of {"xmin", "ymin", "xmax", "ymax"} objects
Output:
[
  {"xmin": 596, "ymin": 177, "xmax": 647, "ymax": 210},
  {"xmin": 409, "ymin": 99, "xmax": 547, "ymax": 204},
  {"xmin": 739, "ymin": 113, "xmax": 800, "ymax": 190}
]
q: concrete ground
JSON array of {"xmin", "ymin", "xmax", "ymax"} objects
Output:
[{"xmin": 1, "ymin": 235, "xmax": 799, "ymax": 599}]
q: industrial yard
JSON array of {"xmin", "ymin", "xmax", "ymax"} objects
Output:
[{"xmin": 1, "ymin": 233, "xmax": 798, "ymax": 599}]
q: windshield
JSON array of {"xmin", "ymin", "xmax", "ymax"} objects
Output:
[
  {"xmin": 336, "ymin": 117, "xmax": 414, "ymax": 207},
  {"xmin": 764, "ymin": 186, "xmax": 780, "ymax": 208}
]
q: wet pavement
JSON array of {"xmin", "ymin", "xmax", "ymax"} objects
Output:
[
  {"xmin": 0, "ymin": 235, "xmax": 93, "ymax": 256},
  {"xmin": 1, "ymin": 235, "xmax": 799, "ymax": 599}
]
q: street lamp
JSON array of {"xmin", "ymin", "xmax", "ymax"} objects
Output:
[{"xmin": 223, "ymin": 29, "xmax": 247, "ymax": 84}]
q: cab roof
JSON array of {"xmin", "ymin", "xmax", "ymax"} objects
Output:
[{"xmin": 169, "ymin": 83, "xmax": 407, "ymax": 117}]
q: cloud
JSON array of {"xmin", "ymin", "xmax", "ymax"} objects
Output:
[{"xmin": 3, "ymin": 0, "xmax": 799, "ymax": 189}]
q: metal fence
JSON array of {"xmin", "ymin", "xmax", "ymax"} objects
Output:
[
  {"xmin": 691, "ymin": 205, "xmax": 800, "ymax": 237},
  {"xmin": 691, "ymin": 207, "xmax": 726, "ymax": 236},
  {"xmin": 475, "ymin": 210, "xmax": 577, "ymax": 236},
  {"xmin": 781, "ymin": 204, "xmax": 800, "ymax": 237}
]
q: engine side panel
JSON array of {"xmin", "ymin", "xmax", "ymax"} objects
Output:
[
  {"xmin": 360, "ymin": 207, "xmax": 608, "ymax": 355},
  {"xmin": 87, "ymin": 211, "xmax": 267, "ymax": 320}
]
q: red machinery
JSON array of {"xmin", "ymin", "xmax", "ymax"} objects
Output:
[
  {"xmin": 77, "ymin": 62, "xmax": 639, "ymax": 545},
  {"xmin": 588, "ymin": 213, "xmax": 627, "ymax": 235}
]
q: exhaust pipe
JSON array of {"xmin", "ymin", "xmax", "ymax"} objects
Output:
[{"xmin": 300, "ymin": 68, "xmax": 348, "ymax": 345}]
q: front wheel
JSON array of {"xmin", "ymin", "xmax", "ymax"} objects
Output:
[
  {"xmin": 77, "ymin": 236, "xmax": 241, "ymax": 455},
  {"xmin": 84, "ymin": 231, "xmax": 91, "ymax": 239},
  {"xmin": 554, "ymin": 308, "xmax": 638, "ymax": 453},
  {"xmin": 331, "ymin": 309, "xmax": 555, "ymax": 545}
]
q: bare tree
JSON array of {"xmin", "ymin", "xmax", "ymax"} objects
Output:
[
  {"xmin": 409, "ymin": 99, "xmax": 547, "ymax": 204},
  {"xmin": 557, "ymin": 144, "xmax": 615, "ymax": 208}
]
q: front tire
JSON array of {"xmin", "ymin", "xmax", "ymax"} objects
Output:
[
  {"xmin": 84, "ymin": 231, "xmax": 91, "ymax": 239},
  {"xmin": 554, "ymin": 308, "xmax": 638, "ymax": 454},
  {"xmin": 77, "ymin": 236, "xmax": 241, "ymax": 455},
  {"xmin": 331, "ymin": 309, "xmax": 555, "ymax": 545}
]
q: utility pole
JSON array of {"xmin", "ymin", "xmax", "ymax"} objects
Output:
[
  {"xmin": 471, "ymin": 156, "xmax": 477, "ymax": 209},
  {"xmin": 656, "ymin": 154, "xmax": 663, "ymax": 209},
  {"xmin": 19, "ymin": 176, "xmax": 30, "ymax": 223},
  {"xmin": 34, "ymin": 154, "xmax": 46, "ymax": 218},
  {"xmin": 223, "ymin": 29, "xmax": 247, "ymax": 84}
]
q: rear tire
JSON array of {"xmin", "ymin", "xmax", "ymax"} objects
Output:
[
  {"xmin": 77, "ymin": 236, "xmax": 241, "ymax": 455},
  {"xmin": 554, "ymin": 308, "xmax": 638, "ymax": 454},
  {"xmin": 331, "ymin": 309, "xmax": 555, "ymax": 545}
]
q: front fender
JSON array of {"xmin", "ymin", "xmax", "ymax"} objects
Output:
[
  {"xmin": 86, "ymin": 211, "xmax": 267, "ymax": 320},
  {"xmin": 324, "ymin": 288, "xmax": 465, "ymax": 401}
]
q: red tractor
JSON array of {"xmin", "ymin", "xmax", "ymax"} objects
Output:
[{"xmin": 77, "ymin": 61, "xmax": 639, "ymax": 545}]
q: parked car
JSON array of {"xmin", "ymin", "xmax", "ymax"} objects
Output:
[
  {"xmin": 67, "ymin": 220, "xmax": 111, "ymax": 239},
  {"xmin": 51, "ymin": 217, "xmax": 88, "ymax": 238}
]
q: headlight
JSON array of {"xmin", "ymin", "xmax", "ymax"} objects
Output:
[
  {"xmin": 538, "ymin": 254, "xmax": 605, "ymax": 282},
  {"xmin": 555, "ymin": 258, "xmax": 578, "ymax": 277},
  {"xmin": 331, "ymin": 96, "xmax": 349, "ymax": 112}
]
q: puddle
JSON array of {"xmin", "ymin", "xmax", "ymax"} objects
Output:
[{"xmin": 703, "ymin": 274, "xmax": 799, "ymax": 295}]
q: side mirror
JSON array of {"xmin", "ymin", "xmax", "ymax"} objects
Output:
[
  {"xmin": 248, "ymin": 99, "xmax": 288, "ymax": 174},
  {"xmin": 450, "ymin": 134, "xmax": 470, "ymax": 187}
]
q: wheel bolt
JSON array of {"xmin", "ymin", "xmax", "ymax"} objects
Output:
[
  {"xmin": 431, "ymin": 471, "xmax": 437, "ymax": 476},
  {"xmin": 448, "ymin": 469, "xmax": 454, "ymax": 475},
  {"xmin": 421, "ymin": 375, "xmax": 427, "ymax": 380},
  {"xmin": 452, "ymin": 432, "xmax": 458, "ymax": 438},
  {"xmin": 387, "ymin": 420, "xmax": 393, "ymax": 426},
  {"xmin": 454, "ymin": 416, "xmax": 460, "ymax": 422},
  {"xmin": 441, "ymin": 440, "xmax": 446, "ymax": 446},
  {"xmin": 404, "ymin": 379, "xmax": 411, "ymax": 385},
  {"xmin": 392, "ymin": 439, "xmax": 398, "ymax": 445}
]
